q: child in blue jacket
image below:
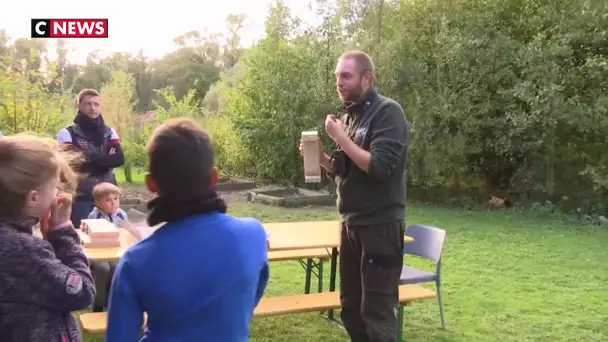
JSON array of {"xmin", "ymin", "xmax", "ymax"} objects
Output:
[{"xmin": 106, "ymin": 118, "xmax": 269, "ymax": 341}]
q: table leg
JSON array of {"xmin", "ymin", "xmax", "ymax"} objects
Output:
[
  {"xmin": 317, "ymin": 259, "xmax": 323, "ymax": 293},
  {"xmin": 327, "ymin": 247, "xmax": 339, "ymax": 320},
  {"xmin": 304, "ymin": 259, "xmax": 313, "ymax": 294}
]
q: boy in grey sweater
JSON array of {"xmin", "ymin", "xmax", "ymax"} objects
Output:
[{"xmin": 87, "ymin": 182, "xmax": 127, "ymax": 311}]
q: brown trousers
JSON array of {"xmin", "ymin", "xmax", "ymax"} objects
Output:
[{"xmin": 340, "ymin": 220, "xmax": 405, "ymax": 342}]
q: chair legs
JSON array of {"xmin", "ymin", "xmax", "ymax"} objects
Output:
[
  {"xmin": 397, "ymin": 305, "xmax": 405, "ymax": 342},
  {"xmin": 436, "ymin": 279, "xmax": 447, "ymax": 329},
  {"xmin": 397, "ymin": 281, "xmax": 446, "ymax": 341}
]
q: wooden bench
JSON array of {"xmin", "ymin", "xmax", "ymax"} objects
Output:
[
  {"xmin": 268, "ymin": 248, "xmax": 330, "ymax": 262},
  {"xmin": 268, "ymin": 248, "xmax": 331, "ymax": 294},
  {"xmin": 80, "ymin": 284, "xmax": 436, "ymax": 337}
]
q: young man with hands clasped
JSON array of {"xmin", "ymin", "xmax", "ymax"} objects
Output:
[
  {"xmin": 300, "ymin": 50, "xmax": 410, "ymax": 342},
  {"xmin": 57, "ymin": 88, "xmax": 125, "ymax": 312}
]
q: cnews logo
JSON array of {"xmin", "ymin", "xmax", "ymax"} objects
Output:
[{"xmin": 31, "ymin": 19, "xmax": 108, "ymax": 38}]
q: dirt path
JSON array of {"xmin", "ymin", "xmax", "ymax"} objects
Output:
[{"xmin": 119, "ymin": 183, "xmax": 263, "ymax": 203}]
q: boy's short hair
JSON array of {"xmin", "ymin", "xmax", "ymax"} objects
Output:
[
  {"xmin": 147, "ymin": 118, "xmax": 214, "ymax": 197},
  {"xmin": 92, "ymin": 182, "xmax": 121, "ymax": 202}
]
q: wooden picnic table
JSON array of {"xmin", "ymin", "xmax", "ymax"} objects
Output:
[
  {"xmin": 265, "ymin": 221, "xmax": 341, "ymax": 251},
  {"xmin": 84, "ymin": 220, "xmax": 343, "ymax": 261},
  {"xmin": 264, "ymin": 220, "xmax": 414, "ymax": 320},
  {"xmin": 80, "ymin": 220, "xmax": 414, "ymax": 320},
  {"xmin": 81, "ymin": 229, "xmax": 139, "ymax": 262},
  {"xmin": 82, "ymin": 220, "xmax": 413, "ymax": 261}
]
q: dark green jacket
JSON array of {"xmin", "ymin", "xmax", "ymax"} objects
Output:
[{"xmin": 334, "ymin": 89, "xmax": 410, "ymax": 225}]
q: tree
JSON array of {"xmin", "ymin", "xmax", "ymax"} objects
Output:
[
  {"xmin": 101, "ymin": 71, "xmax": 137, "ymax": 182},
  {"xmin": 1, "ymin": 2, "xmax": 607, "ymax": 212},
  {"xmin": 0, "ymin": 55, "xmax": 71, "ymax": 137}
]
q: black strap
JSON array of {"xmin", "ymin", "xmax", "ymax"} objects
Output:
[{"xmin": 66, "ymin": 125, "xmax": 76, "ymax": 144}]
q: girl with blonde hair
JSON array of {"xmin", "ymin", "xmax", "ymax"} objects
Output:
[{"xmin": 0, "ymin": 134, "xmax": 96, "ymax": 342}]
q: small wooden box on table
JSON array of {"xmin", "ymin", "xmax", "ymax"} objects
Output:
[
  {"xmin": 80, "ymin": 219, "xmax": 121, "ymax": 248},
  {"xmin": 301, "ymin": 131, "xmax": 322, "ymax": 183}
]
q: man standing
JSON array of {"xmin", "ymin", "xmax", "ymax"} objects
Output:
[
  {"xmin": 58, "ymin": 88, "xmax": 125, "ymax": 227},
  {"xmin": 57, "ymin": 88, "xmax": 125, "ymax": 312},
  {"xmin": 300, "ymin": 50, "xmax": 410, "ymax": 341}
]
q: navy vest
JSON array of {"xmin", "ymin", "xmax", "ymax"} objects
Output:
[{"xmin": 66, "ymin": 124, "xmax": 116, "ymax": 201}]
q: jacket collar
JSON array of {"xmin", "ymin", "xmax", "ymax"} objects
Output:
[
  {"xmin": 336, "ymin": 88, "xmax": 378, "ymax": 116},
  {"xmin": 0, "ymin": 216, "xmax": 39, "ymax": 235}
]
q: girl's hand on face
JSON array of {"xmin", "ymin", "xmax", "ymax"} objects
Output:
[{"xmin": 49, "ymin": 192, "xmax": 73, "ymax": 229}]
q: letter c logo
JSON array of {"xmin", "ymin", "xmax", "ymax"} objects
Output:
[{"xmin": 35, "ymin": 21, "xmax": 47, "ymax": 35}]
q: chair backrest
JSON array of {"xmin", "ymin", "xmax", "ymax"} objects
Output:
[
  {"xmin": 126, "ymin": 208, "xmax": 147, "ymax": 223},
  {"xmin": 403, "ymin": 224, "xmax": 446, "ymax": 262}
]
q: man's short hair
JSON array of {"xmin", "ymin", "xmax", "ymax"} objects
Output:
[
  {"xmin": 77, "ymin": 88, "xmax": 101, "ymax": 104},
  {"xmin": 92, "ymin": 182, "xmax": 121, "ymax": 202},
  {"xmin": 339, "ymin": 50, "xmax": 375, "ymax": 81},
  {"xmin": 147, "ymin": 118, "xmax": 214, "ymax": 198}
]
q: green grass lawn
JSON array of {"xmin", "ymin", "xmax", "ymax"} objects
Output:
[
  {"xmin": 83, "ymin": 201, "xmax": 608, "ymax": 341},
  {"xmin": 114, "ymin": 167, "xmax": 146, "ymax": 184}
]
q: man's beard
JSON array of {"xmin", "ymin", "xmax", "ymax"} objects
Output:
[{"xmin": 342, "ymin": 84, "xmax": 364, "ymax": 103}]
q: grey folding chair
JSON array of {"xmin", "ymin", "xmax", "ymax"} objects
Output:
[{"xmin": 398, "ymin": 224, "xmax": 447, "ymax": 337}]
